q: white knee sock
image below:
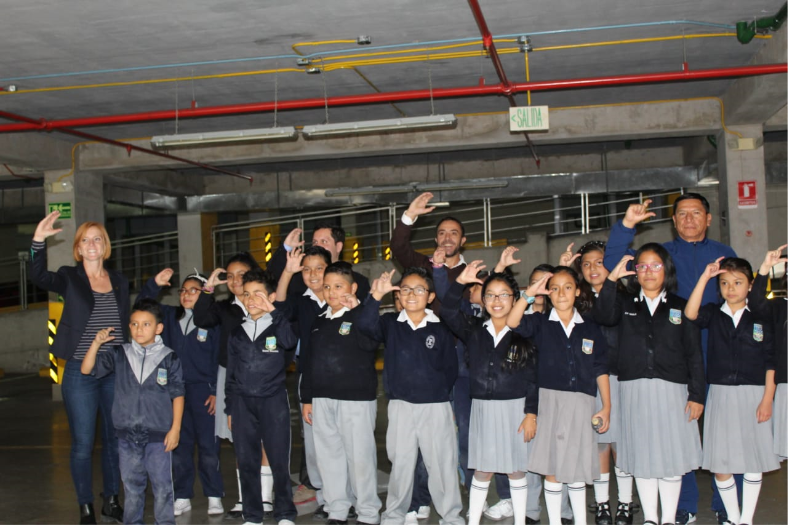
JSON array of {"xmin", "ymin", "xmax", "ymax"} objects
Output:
[
  {"xmin": 593, "ymin": 472, "xmax": 610, "ymax": 503},
  {"xmin": 567, "ymin": 482, "xmax": 587, "ymax": 525},
  {"xmin": 261, "ymin": 465, "xmax": 273, "ymax": 510},
  {"xmin": 740, "ymin": 473, "xmax": 763, "ymax": 524},
  {"xmin": 714, "ymin": 476, "xmax": 741, "ymax": 524},
  {"xmin": 236, "ymin": 468, "xmax": 243, "ymax": 503},
  {"xmin": 509, "ymin": 477, "xmax": 528, "ymax": 525},
  {"xmin": 615, "ymin": 466, "xmax": 633, "ymax": 504},
  {"xmin": 544, "ymin": 480, "xmax": 564, "ymax": 525},
  {"xmin": 468, "ymin": 478, "xmax": 490, "ymax": 525},
  {"xmin": 657, "ymin": 476, "xmax": 682, "ymax": 524},
  {"xmin": 635, "ymin": 477, "xmax": 659, "ymax": 524}
]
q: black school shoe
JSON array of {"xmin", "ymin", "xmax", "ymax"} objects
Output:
[
  {"xmin": 327, "ymin": 521, "xmax": 348, "ymax": 524},
  {"xmin": 79, "ymin": 503, "xmax": 97, "ymax": 525},
  {"xmin": 561, "ymin": 519, "xmax": 574, "ymax": 524},
  {"xmin": 262, "ymin": 501, "xmax": 274, "ymax": 520},
  {"xmin": 595, "ymin": 501, "xmax": 613, "ymax": 525},
  {"xmin": 614, "ymin": 502, "xmax": 633, "ymax": 525},
  {"xmin": 314, "ymin": 505, "xmax": 329, "ymax": 520},
  {"xmin": 526, "ymin": 518, "xmax": 541, "ymax": 524},
  {"xmin": 100, "ymin": 493, "xmax": 123, "ymax": 523},
  {"xmin": 348, "ymin": 506, "xmax": 358, "ymax": 520}
]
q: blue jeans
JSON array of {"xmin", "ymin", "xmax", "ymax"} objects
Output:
[
  {"xmin": 61, "ymin": 359, "xmax": 120, "ymax": 505},
  {"xmin": 119, "ymin": 439, "xmax": 174, "ymax": 525}
]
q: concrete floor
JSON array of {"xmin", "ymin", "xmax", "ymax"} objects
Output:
[{"xmin": 0, "ymin": 373, "xmax": 785, "ymax": 525}]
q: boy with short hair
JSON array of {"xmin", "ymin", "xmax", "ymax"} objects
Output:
[
  {"xmin": 226, "ymin": 268, "xmax": 298, "ymax": 525},
  {"xmin": 81, "ymin": 298, "xmax": 185, "ymax": 525}
]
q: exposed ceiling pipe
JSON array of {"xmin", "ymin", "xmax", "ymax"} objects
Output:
[
  {"xmin": 0, "ymin": 110, "xmax": 252, "ymax": 182},
  {"xmin": 0, "ymin": 64, "xmax": 784, "ymax": 134},
  {"xmin": 466, "ymin": 0, "xmax": 540, "ymax": 166}
]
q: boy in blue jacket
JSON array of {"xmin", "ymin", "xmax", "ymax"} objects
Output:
[{"xmin": 81, "ymin": 299, "xmax": 185, "ymax": 525}]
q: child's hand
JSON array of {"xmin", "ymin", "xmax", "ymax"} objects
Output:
[
  {"xmin": 702, "ymin": 257, "xmax": 727, "ymax": 280},
  {"xmin": 372, "ymin": 269, "xmax": 399, "ymax": 297},
  {"xmin": 457, "ymin": 260, "xmax": 487, "ymax": 286},
  {"xmin": 284, "ymin": 247, "xmax": 305, "ymax": 274},
  {"xmin": 524, "ymin": 272, "xmax": 552, "ymax": 298},
  {"xmin": 302, "ymin": 404, "xmax": 313, "ymax": 425},
  {"xmin": 518, "ymin": 415, "xmax": 537, "ymax": 443},
  {"xmin": 756, "ymin": 398, "xmax": 773, "ymax": 423},
  {"xmin": 685, "ymin": 401, "xmax": 703, "ymax": 422},
  {"xmin": 497, "ymin": 246, "xmax": 522, "ymax": 270},
  {"xmin": 339, "ymin": 293, "xmax": 359, "ymax": 310},
  {"xmin": 227, "ymin": 415, "xmax": 232, "ymax": 431},
  {"xmin": 205, "ymin": 395, "xmax": 216, "ymax": 416},
  {"xmin": 154, "ymin": 268, "xmax": 174, "ymax": 287},
  {"xmin": 93, "ymin": 327, "xmax": 116, "ymax": 346},
  {"xmin": 283, "ymin": 228, "xmax": 304, "ymax": 250},
  {"xmin": 622, "ymin": 199, "xmax": 656, "ymax": 228},
  {"xmin": 432, "ymin": 247, "xmax": 446, "ymax": 266},
  {"xmin": 164, "ymin": 427, "xmax": 180, "ymax": 452},
  {"xmin": 608, "ymin": 255, "xmax": 636, "ymax": 282},
  {"xmin": 254, "ymin": 291, "xmax": 275, "ymax": 313},
  {"xmin": 759, "ymin": 244, "xmax": 787, "ymax": 276},
  {"xmin": 592, "ymin": 407, "xmax": 611, "ymax": 434},
  {"xmin": 206, "ymin": 267, "xmax": 227, "ymax": 289},
  {"xmin": 558, "ymin": 243, "xmax": 580, "ymax": 267}
]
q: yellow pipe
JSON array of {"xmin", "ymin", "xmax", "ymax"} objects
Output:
[{"xmin": 525, "ymin": 50, "xmax": 531, "ymax": 106}]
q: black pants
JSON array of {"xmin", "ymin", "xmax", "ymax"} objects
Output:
[{"xmin": 231, "ymin": 390, "xmax": 296, "ymax": 523}]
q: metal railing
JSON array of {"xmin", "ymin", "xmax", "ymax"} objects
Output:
[
  {"xmin": 108, "ymin": 231, "xmax": 180, "ymax": 292},
  {"xmin": 0, "ymin": 252, "xmax": 47, "ymax": 309}
]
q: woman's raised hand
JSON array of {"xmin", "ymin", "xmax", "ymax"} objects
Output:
[{"xmin": 34, "ymin": 211, "xmax": 63, "ymax": 242}]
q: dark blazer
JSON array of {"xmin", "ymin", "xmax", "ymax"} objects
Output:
[{"xmin": 29, "ymin": 241, "xmax": 130, "ymax": 360}]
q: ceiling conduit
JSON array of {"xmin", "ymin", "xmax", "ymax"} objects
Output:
[{"xmin": 0, "ymin": 64, "xmax": 784, "ymax": 134}]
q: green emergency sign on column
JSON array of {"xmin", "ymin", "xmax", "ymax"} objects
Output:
[
  {"xmin": 48, "ymin": 202, "xmax": 72, "ymax": 219},
  {"xmin": 509, "ymin": 106, "xmax": 550, "ymax": 132}
]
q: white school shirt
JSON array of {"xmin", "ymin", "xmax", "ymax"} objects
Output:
[
  {"xmin": 548, "ymin": 308, "xmax": 585, "ymax": 338},
  {"xmin": 304, "ymin": 287, "xmax": 327, "ymax": 309},
  {"xmin": 720, "ymin": 301, "xmax": 749, "ymax": 328},
  {"xmin": 320, "ymin": 306, "xmax": 349, "ymax": 320},
  {"xmin": 397, "ymin": 308, "xmax": 440, "ymax": 330},
  {"xmin": 483, "ymin": 319, "xmax": 512, "ymax": 347},
  {"xmin": 638, "ymin": 290, "xmax": 667, "ymax": 316}
]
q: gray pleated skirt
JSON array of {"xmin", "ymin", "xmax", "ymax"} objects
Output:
[
  {"xmin": 702, "ymin": 384, "xmax": 780, "ymax": 473},
  {"xmin": 596, "ymin": 374, "xmax": 621, "ymax": 445},
  {"xmin": 527, "ymin": 388, "xmax": 599, "ymax": 484},
  {"xmin": 214, "ymin": 365, "xmax": 233, "ymax": 441},
  {"xmin": 774, "ymin": 383, "xmax": 787, "ymax": 460},
  {"xmin": 469, "ymin": 397, "xmax": 530, "ymax": 474},
  {"xmin": 618, "ymin": 378, "xmax": 701, "ymax": 479}
]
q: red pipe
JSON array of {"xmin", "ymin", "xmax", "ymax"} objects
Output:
[{"xmin": 0, "ymin": 64, "xmax": 784, "ymax": 133}]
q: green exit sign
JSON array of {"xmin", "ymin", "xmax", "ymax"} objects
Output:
[
  {"xmin": 48, "ymin": 202, "xmax": 72, "ymax": 219},
  {"xmin": 509, "ymin": 105, "xmax": 550, "ymax": 132}
]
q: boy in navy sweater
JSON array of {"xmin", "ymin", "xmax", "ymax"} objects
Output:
[
  {"xmin": 225, "ymin": 268, "xmax": 297, "ymax": 525},
  {"xmin": 357, "ymin": 267, "xmax": 463, "ymax": 525},
  {"xmin": 81, "ymin": 299, "xmax": 185, "ymax": 525}
]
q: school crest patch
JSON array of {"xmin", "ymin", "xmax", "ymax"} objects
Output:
[
  {"xmin": 157, "ymin": 368, "xmax": 167, "ymax": 386},
  {"xmin": 753, "ymin": 323, "xmax": 764, "ymax": 342},
  {"xmin": 264, "ymin": 336, "xmax": 277, "ymax": 351},
  {"xmin": 582, "ymin": 339, "xmax": 594, "ymax": 354},
  {"xmin": 196, "ymin": 328, "xmax": 208, "ymax": 342},
  {"xmin": 339, "ymin": 322, "xmax": 352, "ymax": 336},
  {"xmin": 669, "ymin": 308, "xmax": 682, "ymax": 325},
  {"xmin": 425, "ymin": 335, "xmax": 436, "ymax": 349}
]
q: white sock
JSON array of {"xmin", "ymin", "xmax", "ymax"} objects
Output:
[
  {"xmin": 635, "ymin": 478, "xmax": 659, "ymax": 524},
  {"xmin": 593, "ymin": 472, "xmax": 610, "ymax": 504},
  {"xmin": 509, "ymin": 476, "xmax": 528, "ymax": 525},
  {"xmin": 740, "ymin": 473, "xmax": 763, "ymax": 524},
  {"xmin": 467, "ymin": 478, "xmax": 490, "ymax": 525},
  {"xmin": 657, "ymin": 476, "xmax": 682, "ymax": 524},
  {"xmin": 714, "ymin": 476, "xmax": 741, "ymax": 524},
  {"xmin": 261, "ymin": 465, "xmax": 273, "ymax": 511},
  {"xmin": 236, "ymin": 468, "xmax": 243, "ymax": 503},
  {"xmin": 544, "ymin": 481, "xmax": 563, "ymax": 525},
  {"xmin": 567, "ymin": 482, "xmax": 587, "ymax": 525},
  {"xmin": 615, "ymin": 466, "xmax": 633, "ymax": 504}
]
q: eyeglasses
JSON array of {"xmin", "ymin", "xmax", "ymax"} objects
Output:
[
  {"xmin": 634, "ymin": 263, "xmax": 664, "ymax": 273},
  {"xmin": 399, "ymin": 286, "xmax": 428, "ymax": 296},
  {"xmin": 581, "ymin": 260, "xmax": 605, "ymax": 269},
  {"xmin": 483, "ymin": 293, "xmax": 514, "ymax": 302},
  {"xmin": 178, "ymin": 287, "xmax": 202, "ymax": 295}
]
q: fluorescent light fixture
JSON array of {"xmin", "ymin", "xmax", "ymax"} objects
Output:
[
  {"xmin": 324, "ymin": 179, "xmax": 508, "ymax": 197},
  {"xmin": 302, "ymin": 114, "xmax": 457, "ymax": 138},
  {"xmin": 151, "ymin": 127, "xmax": 297, "ymax": 148}
]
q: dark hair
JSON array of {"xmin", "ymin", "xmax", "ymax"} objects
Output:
[
  {"xmin": 312, "ymin": 221, "xmax": 345, "ymax": 245},
  {"xmin": 176, "ymin": 272, "xmax": 207, "ymax": 320},
  {"xmin": 673, "ymin": 192, "xmax": 710, "ymax": 214},
  {"xmin": 573, "ymin": 240, "xmax": 607, "ymax": 277},
  {"xmin": 132, "ymin": 298, "xmax": 163, "ymax": 324},
  {"xmin": 627, "ymin": 242, "xmax": 677, "ymax": 295},
  {"xmin": 324, "ymin": 261, "xmax": 355, "ymax": 282},
  {"xmin": 226, "ymin": 251, "xmax": 261, "ymax": 272},
  {"xmin": 529, "ymin": 263, "xmax": 555, "ymax": 314},
  {"xmin": 549, "ymin": 265, "xmax": 594, "ymax": 313},
  {"xmin": 435, "ymin": 216, "xmax": 465, "ymax": 238},
  {"xmin": 401, "ymin": 267, "xmax": 434, "ymax": 293},
  {"xmin": 718, "ymin": 257, "xmax": 755, "ymax": 285},
  {"xmin": 242, "ymin": 268, "xmax": 276, "ymax": 294},
  {"xmin": 481, "ymin": 272, "xmax": 536, "ymax": 372},
  {"xmin": 303, "ymin": 245, "xmax": 332, "ymax": 266}
]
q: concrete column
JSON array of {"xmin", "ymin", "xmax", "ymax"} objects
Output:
[
  {"xmin": 177, "ymin": 212, "xmax": 205, "ymax": 278},
  {"xmin": 716, "ymin": 125, "xmax": 769, "ymax": 265}
]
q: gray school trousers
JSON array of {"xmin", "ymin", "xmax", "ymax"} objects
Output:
[
  {"xmin": 313, "ymin": 398, "xmax": 381, "ymax": 524},
  {"xmin": 383, "ymin": 400, "xmax": 464, "ymax": 525}
]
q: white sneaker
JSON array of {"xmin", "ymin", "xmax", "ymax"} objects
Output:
[
  {"xmin": 277, "ymin": 521, "xmax": 296, "ymax": 525},
  {"xmin": 416, "ymin": 505, "xmax": 431, "ymax": 519},
  {"xmin": 242, "ymin": 522, "xmax": 262, "ymax": 525},
  {"xmin": 484, "ymin": 499, "xmax": 513, "ymax": 521},
  {"xmin": 405, "ymin": 511, "xmax": 420, "ymax": 525},
  {"xmin": 207, "ymin": 497, "xmax": 224, "ymax": 515},
  {"xmin": 173, "ymin": 498, "xmax": 192, "ymax": 516}
]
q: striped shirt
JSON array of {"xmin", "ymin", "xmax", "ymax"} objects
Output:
[{"xmin": 73, "ymin": 291, "xmax": 123, "ymax": 360}]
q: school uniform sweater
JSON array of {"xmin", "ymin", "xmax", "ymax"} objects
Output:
[
  {"xmin": 138, "ymin": 279, "xmax": 220, "ymax": 390},
  {"xmin": 299, "ymin": 307, "xmax": 380, "ymax": 404},
  {"xmin": 692, "ymin": 303, "xmax": 775, "ymax": 386},
  {"xmin": 275, "ymin": 288, "xmax": 327, "ymax": 374},
  {"xmin": 356, "ymin": 296, "xmax": 458, "ymax": 404},
  {"xmin": 193, "ymin": 291, "xmax": 245, "ymax": 368},
  {"xmin": 748, "ymin": 273, "xmax": 787, "ymax": 385},
  {"xmin": 594, "ymin": 279, "xmax": 705, "ymax": 403},
  {"xmin": 440, "ymin": 281, "xmax": 538, "ymax": 413},
  {"xmin": 224, "ymin": 310, "xmax": 297, "ymax": 415},
  {"xmin": 432, "ymin": 265, "xmax": 475, "ymax": 378},
  {"xmin": 92, "ymin": 336, "xmax": 185, "ymax": 444}
]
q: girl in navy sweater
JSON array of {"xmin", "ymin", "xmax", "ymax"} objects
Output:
[
  {"xmin": 440, "ymin": 261, "xmax": 537, "ymax": 525},
  {"xmin": 595, "ymin": 244, "xmax": 704, "ymax": 525},
  {"xmin": 507, "ymin": 266, "xmax": 610, "ymax": 525},
  {"xmin": 685, "ymin": 257, "xmax": 779, "ymax": 525}
]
